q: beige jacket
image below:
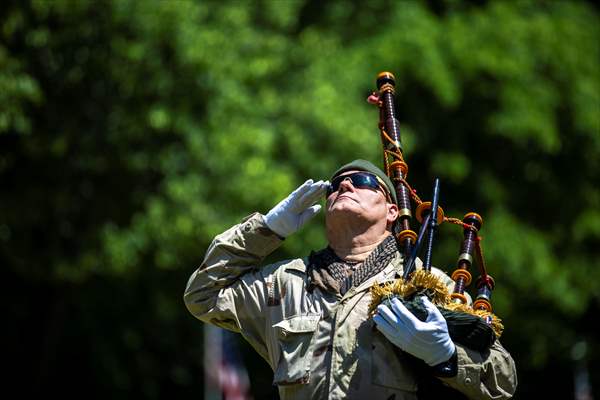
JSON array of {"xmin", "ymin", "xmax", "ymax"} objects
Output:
[{"xmin": 184, "ymin": 213, "xmax": 517, "ymax": 400}]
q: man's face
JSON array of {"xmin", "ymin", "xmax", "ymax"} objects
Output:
[{"xmin": 325, "ymin": 170, "xmax": 398, "ymax": 227}]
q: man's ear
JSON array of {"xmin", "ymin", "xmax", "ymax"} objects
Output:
[{"xmin": 387, "ymin": 203, "xmax": 399, "ymax": 225}]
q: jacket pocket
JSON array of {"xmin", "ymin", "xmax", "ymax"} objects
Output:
[
  {"xmin": 272, "ymin": 314, "xmax": 320, "ymax": 386},
  {"xmin": 371, "ymin": 330, "xmax": 418, "ymax": 392}
]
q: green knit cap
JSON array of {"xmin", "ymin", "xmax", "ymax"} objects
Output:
[{"xmin": 331, "ymin": 159, "xmax": 398, "ymax": 204}]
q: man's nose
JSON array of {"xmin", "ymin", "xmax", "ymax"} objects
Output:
[{"xmin": 338, "ymin": 177, "xmax": 355, "ymax": 193}]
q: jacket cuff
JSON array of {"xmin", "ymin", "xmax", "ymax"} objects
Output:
[
  {"xmin": 237, "ymin": 213, "xmax": 284, "ymax": 256},
  {"xmin": 438, "ymin": 343, "xmax": 483, "ymax": 391}
]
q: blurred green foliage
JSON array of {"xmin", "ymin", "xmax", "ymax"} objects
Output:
[{"xmin": 1, "ymin": 0, "xmax": 599, "ymax": 398}]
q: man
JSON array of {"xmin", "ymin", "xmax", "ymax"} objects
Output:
[{"xmin": 184, "ymin": 159, "xmax": 517, "ymax": 399}]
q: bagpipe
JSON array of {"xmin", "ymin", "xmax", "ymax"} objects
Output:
[{"xmin": 367, "ymin": 71, "xmax": 503, "ymax": 354}]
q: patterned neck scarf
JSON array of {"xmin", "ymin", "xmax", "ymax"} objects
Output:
[{"xmin": 308, "ymin": 235, "xmax": 399, "ymax": 296}]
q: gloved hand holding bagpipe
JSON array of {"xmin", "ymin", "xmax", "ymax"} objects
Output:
[{"xmin": 374, "ymin": 296, "xmax": 456, "ymax": 367}]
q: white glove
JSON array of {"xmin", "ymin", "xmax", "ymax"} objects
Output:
[
  {"xmin": 374, "ymin": 296, "xmax": 456, "ymax": 366},
  {"xmin": 263, "ymin": 179, "xmax": 329, "ymax": 238}
]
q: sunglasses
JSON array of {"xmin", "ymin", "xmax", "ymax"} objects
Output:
[{"xmin": 327, "ymin": 172, "xmax": 389, "ymax": 198}]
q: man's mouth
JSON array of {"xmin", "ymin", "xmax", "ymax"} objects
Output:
[{"xmin": 336, "ymin": 195, "xmax": 357, "ymax": 203}]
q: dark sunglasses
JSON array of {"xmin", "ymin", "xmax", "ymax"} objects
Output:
[{"xmin": 327, "ymin": 172, "xmax": 389, "ymax": 197}]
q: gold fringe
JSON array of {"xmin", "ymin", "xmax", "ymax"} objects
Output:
[
  {"xmin": 406, "ymin": 269, "xmax": 451, "ymax": 305},
  {"xmin": 368, "ymin": 270, "xmax": 450, "ymax": 315},
  {"xmin": 368, "ymin": 270, "xmax": 504, "ymax": 338}
]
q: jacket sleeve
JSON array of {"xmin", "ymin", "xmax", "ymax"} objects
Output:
[
  {"xmin": 183, "ymin": 212, "xmax": 283, "ymax": 361},
  {"xmin": 439, "ymin": 340, "xmax": 518, "ymax": 399}
]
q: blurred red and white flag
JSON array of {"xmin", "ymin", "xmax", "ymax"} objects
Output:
[{"xmin": 204, "ymin": 325, "xmax": 252, "ymax": 400}]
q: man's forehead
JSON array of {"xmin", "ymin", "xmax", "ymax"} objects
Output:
[{"xmin": 337, "ymin": 169, "xmax": 362, "ymax": 177}]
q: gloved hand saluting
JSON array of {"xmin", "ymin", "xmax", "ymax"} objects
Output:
[
  {"xmin": 264, "ymin": 179, "xmax": 329, "ymax": 238},
  {"xmin": 374, "ymin": 296, "xmax": 456, "ymax": 367}
]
